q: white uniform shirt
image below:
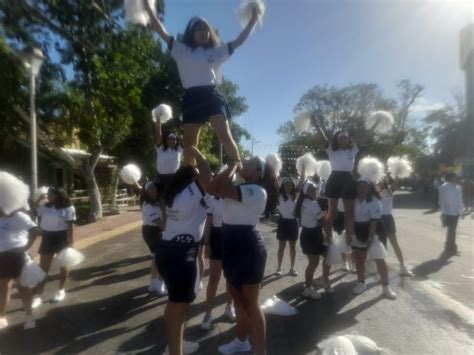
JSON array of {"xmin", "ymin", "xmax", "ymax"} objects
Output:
[
  {"xmin": 439, "ymin": 182, "xmax": 463, "ymax": 216},
  {"xmin": 163, "ymin": 181, "xmax": 207, "ymax": 242},
  {"xmin": 354, "ymin": 198, "xmax": 381, "ymax": 222},
  {"xmin": 380, "ymin": 189, "xmax": 393, "ymax": 215},
  {"xmin": 170, "ymin": 38, "xmax": 233, "ymax": 89},
  {"xmin": 141, "ymin": 202, "xmax": 162, "ymax": 226},
  {"xmin": 337, "ymin": 199, "xmax": 345, "ymax": 212},
  {"xmin": 156, "ymin": 145, "xmax": 183, "ymax": 175},
  {"xmin": 319, "ymin": 180, "xmax": 327, "ymax": 198},
  {"xmin": 206, "ymin": 196, "xmax": 223, "ymax": 228},
  {"xmin": 0, "ymin": 211, "xmax": 37, "ymax": 252},
  {"xmin": 326, "ymin": 144, "xmax": 359, "ymax": 172},
  {"xmin": 222, "ymin": 184, "xmax": 267, "ymax": 226},
  {"xmin": 277, "ymin": 195, "xmax": 296, "ymax": 219},
  {"xmin": 300, "ymin": 198, "xmax": 326, "ymax": 228},
  {"xmin": 37, "ymin": 205, "xmax": 76, "ymax": 231}
]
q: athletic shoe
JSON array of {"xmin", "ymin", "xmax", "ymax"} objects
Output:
[
  {"xmin": 342, "ymin": 261, "xmax": 350, "ymax": 272},
  {"xmin": 302, "ymin": 287, "xmax": 322, "ymax": 299},
  {"xmin": 383, "ymin": 285, "xmax": 397, "ymax": 300},
  {"xmin": 156, "ymin": 280, "xmax": 168, "ymax": 296},
  {"xmin": 400, "ymin": 265, "xmax": 413, "ymax": 277},
  {"xmin": 352, "ymin": 282, "xmax": 367, "ymax": 295},
  {"xmin": 201, "ymin": 312, "xmax": 212, "ymax": 330},
  {"xmin": 349, "ymin": 264, "xmax": 356, "ymax": 273},
  {"xmin": 199, "ymin": 281, "xmax": 204, "ymax": 290},
  {"xmin": 289, "ymin": 268, "xmax": 298, "ymax": 277},
  {"xmin": 224, "ymin": 304, "xmax": 236, "ymax": 322},
  {"xmin": 164, "ymin": 340, "xmax": 199, "ymax": 354},
  {"xmin": 218, "ymin": 338, "xmax": 251, "ymax": 354},
  {"xmin": 323, "ymin": 283, "xmax": 334, "ymax": 294},
  {"xmin": 23, "ymin": 315, "xmax": 36, "ymax": 330},
  {"xmin": 31, "ymin": 296, "xmax": 42, "ymax": 309},
  {"xmin": 0, "ymin": 317, "xmax": 8, "ymax": 330},
  {"xmin": 275, "ymin": 268, "xmax": 282, "ymax": 277},
  {"xmin": 53, "ymin": 289, "xmax": 66, "ymax": 303}
]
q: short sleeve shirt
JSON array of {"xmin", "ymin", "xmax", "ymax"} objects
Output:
[{"xmin": 0, "ymin": 211, "xmax": 37, "ymax": 252}]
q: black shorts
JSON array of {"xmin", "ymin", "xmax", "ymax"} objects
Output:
[
  {"xmin": 222, "ymin": 224, "xmax": 267, "ymax": 289},
  {"xmin": 333, "ymin": 211, "xmax": 345, "ymax": 235},
  {"xmin": 353, "ymin": 221, "xmax": 370, "ymax": 250},
  {"xmin": 300, "ymin": 226, "xmax": 327, "ymax": 256},
  {"xmin": 317, "ymin": 197, "xmax": 328, "ymax": 212},
  {"xmin": 155, "ymin": 237, "xmax": 199, "ymax": 303},
  {"xmin": 182, "ymin": 86, "xmax": 231, "ymax": 124},
  {"xmin": 276, "ymin": 217, "xmax": 299, "ymax": 241},
  {"xmin": 39, "ymin": 230, "xmax": 70, "ymax": 255},
  {"xmin": 154, "ymin": 174, "xmax": 174, "ymax": 194},
  {"xmin": 209, "ymin": 226, "xmax": 223, "ymax": 260},
  {"xmin": 142, "ymin": 225, "xmax": 162, "ymax": 253},
  {"xmin": 325, "ymin": 171, "xmax": 356, "ymax": 200},
  {"xmin": 0, "ymin": 248, "xmax": 26, "ymax": 279},
  {"xmin": 381, "ymin": 214, "xmax": 396, "ymax": 234}
]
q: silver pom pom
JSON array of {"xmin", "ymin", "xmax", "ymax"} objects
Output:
[{"xmin": 366, "ymin": 110, "xmax": 394, "ymax": 134}]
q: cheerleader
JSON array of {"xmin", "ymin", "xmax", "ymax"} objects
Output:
[
  {"xmin": 32, "ymin": 187, "xmax": 76, "ymax": 308},
  {"xmin": 155, "ymin": 117, "xmax": 183, "ymax": 189},
  {"xmin": 275, "ymin": 178, "xmax": 299, "ymax": 277},
  {"xmin": 377, "ymin": 178, "xmax": 413, "ymax": 276},
  {"xmin": 439, "ymin": 172, "xmax": 464, "ymax": 254},
  {"xmin": 351, "ymin": 178, "xmax": 397, "ymax": 299},
  {"xmin": 200, "ymin": 195, "xmax": 236, "ymax": 331},
  {"xmin": 144, "ymin": 1, "xmax": 260, "ymax": 166},
  {"xmin": 294, "ymin": 181, "xmax": 333, "ymax": 299},
  {"xmin": 316, "ymin": 177, "xmax": 329, "ymax": 212},
  {"xmin": 199, "ymin": 152, "xmax": 278, "ymax": 355},
  {"xmin": 140, "ymin": 182, "xmax": 167, "ymax": 295},
  {"xmin": 155, "ymin": 148, "xmax": 212, "ymax": 355}
]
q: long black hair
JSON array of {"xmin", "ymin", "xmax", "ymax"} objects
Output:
[
  {"xmin": 140, "ymin": 182, "xmax": 160, "ymax": 207},
  {"xmin": 257, "ymin": 161, "xmax": 279, "ymax": 216},
  {"xmin": 357, "ymin": 180, "xmax": 381, "ymax": 202},
  {"xmin": 163, "ymin": 166, "xmax": 198, "ymax": 208},
  {"xmin": 46, "ymin": 187, "xmax": 72, "ymax": 209},
  {"xmin": 293, "ymin": 184, "xmax": 316, "ymax": 222},
  {"xmin": 182, "ymin": 17, "xmax": 220, "ymax": 50},
  {"xmin": 331, "ymin": 130, "xmax": 354, "ymax": 151},
  {"xmin": 280, "ymin": 179, "xmax": 297, "ymax": 201},
  {"xmin": 162, "ymin": 132, "xmax": 181, "ymax": 151}
]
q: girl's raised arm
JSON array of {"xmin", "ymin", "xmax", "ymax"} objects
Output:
[
  {"xmin": 229, "ymin": 8, "xmax": 259, "ymax": 52},
  {"xmin": 143, "ymin": 0, "xmax": 172, "ymax": 46}
]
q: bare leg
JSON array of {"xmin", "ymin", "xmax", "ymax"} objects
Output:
[
  {"xmin": 16, "ymin": 284, "xmax": 33, "ymax": 316},
  {"xmin": 182, "ymin": 123, "xmax": 201, "ymax": 166},
  {"xmin": 0, "ymin": 278, "xmax": 12, "ymax": 317},
  {"xmin": 289, "ymin": 240, "xmax": 297, "ymax": 270},
  {"xmin": 228, "ymin": 283, "xmax": 250, "ymax": 341},
  {"xmin": 343, "ymin": 199, "xmax": 355, "ymax": 235},
  {"xmin": 326, "ymin": 198, "xmax": 338, "ymax": 229},
  {"xmin": 164, "ymin": 301, "xmax": 189, "ymax": 355},
  {"xmin": 241, "ymin": 284, "xmax": 266, "ymax": 355},
  {"xmin": 35, "ymin": 254, "xmax": 54, "ymax": 295},
  {"xmin": 387, "ymin": 233, "xmax": 405, "ymax": 266},
  {"xmin": 375, "ymin": 259, "xmax": 389, "ymax": 285},
  {"xmin": 59, "ymin": 267, "xmax": 69, "ymax": 290},
  {"xmin": 353, "ymin": 249, "xmax": 367, "ymax": 282},
  {"xmin": 322, "ymin": 261, "xmax": 331, "ymax": 282},
  {"xmin": 277, "ymin": 241, "xmax": 286, "ymax": 270},
  {"xmin": 304, "ymin": 255, "xmax": 320, "ymax": 288},
  {"xmin": 205, "ymin": 260, "xmax": 223, "ymax": 314},
  {"xmin": 209, "ymin": 115, "xmax": 240, "ymax": 163},
  {"xmin": 151, "ymin": 258, "xmax": 159, "ymax": 279},
  {"xmin": 198, "ymin": 246, "xmax": 205, "ymax": 281}
]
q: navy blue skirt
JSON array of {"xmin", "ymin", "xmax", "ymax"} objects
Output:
[
  {"xmin": 221, "ymin": 224, "xmax": 267, "ymax": 289},
  {"xmin": 183, "ymin": 86, "xmax": 231, "ymax": 124},
  {"xmin": 276, "ymin": 217, "xmax": 299, "ymax": 241},
  {"xmin": 209, "ymin": 226, "xmax": 223, "ymax": 260},
  {"xmin": 300, "ymin": 226, "xmax": 327, "ymax": 256}
]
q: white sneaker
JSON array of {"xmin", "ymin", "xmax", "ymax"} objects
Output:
[
  {"xmin": 218, "ymin": 338, "xmax": 251, "ymax": 354},
  {"xmin": 164, "ymin": 340, "xmax": 199, "ymax": 354},
  {"xmin": 352, "ymin": 282, "xmax": 367, "ymax": 295},
  {"xmin": 201, "ymin": 312, "xmax": 212, "ymax": 330},
  {"xmin": 275, "ymin": 268, "xmax": 282, "ymax": 277},
  {"xmin": 323, "ymin": 282, "xmax": 334, "ymax": 294},
  {"xmin": 302, "ymin": 286, "xmax": 322, "ymax": 299},
  {"xmin": 224, "ymin": 304, "xmax": 236, "ymax": 322},
  {"xmin": 289, "ymin": 268, "xmax": 298, "ymax": 277},
  {"xmin": 400, "ymin": 265, "xmax": 413, "ymax": 277},
  {"xmin": 199, "ymin": 281, "xmax": 204, "ymax": 290},
  {"xmin": 53, "ymin": 289, "xmax": 66, "ymax": 303},
  {"xmin": 383, "ymin": 285, "xmax": 397, "ymax": 300},
  {"xmin": 0, "ymin": 317, "xmax": 8, "ymax": 329},
  {"xmin": 342, "ymin": 261, "xmax": 350, "ymax": 272},
  {"xmin": 31, "ymin": 296, "xmax": 42, "ymax": 309},
  {"xmin": 349, "ymin": 264, "xmax": 356, "ymax": 273},
  {"xmin": 24, "ymin": 315, "xmax": 36, "ymax": 330}
]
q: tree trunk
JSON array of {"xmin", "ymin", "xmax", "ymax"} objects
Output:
[
  {"xmin": 110, "ymin": 166, "xmax": 119, "ymax": 214},
  {"xmin": 83, "ymin": 148, "xmax": 103, "ymax": 221}
]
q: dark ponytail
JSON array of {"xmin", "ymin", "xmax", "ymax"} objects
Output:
[
  {"xmin": 47, "ymin": 187, "xmax": 71, "ymax": 209},
  {"xmin": 259, "ymin": 165, "xmax": 279, "ymax": 217},
  {"xmin": 293, "ymin": 193, "xmax": 306, "ymax": 223},
  {"xmin": 163, "ymin": 166, "xmax": 197, "ymax": 208}
]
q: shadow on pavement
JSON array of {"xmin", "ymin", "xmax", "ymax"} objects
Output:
[{"xmin": 412, "ymin": 252, "xmax": 453, "ymax": 279}]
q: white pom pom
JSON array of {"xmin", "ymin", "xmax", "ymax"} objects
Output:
[
  {"xmin": 33, "ymin": 186, "xmax": 49, "ymax": 203},
  {"xmin": 366, "ymin": 110, "xmax": 394, "ymax": 133},
  {"xmin": 334, "ymin": 233, "xmax": 352, "ymax": 255},
  {"xmin": 345, "ymin": 334, "xmax": 382, "ymax": 354},
  {"xmin": 317, "ymin": 160, "xmax": 332, "ymax": 181},
  {"xmin": 325, "ymin": 241, "xmax": 344, "ymax": 266},
  {"xmin": 265, "ymin": 154, "xmax": 282, "ymax": 177},
  {"xmin": 237, "ymin": 0, "xmax": 266, "ymax": 28},
  {"xmin": 119, "ymin": 164, "xmax": 142, "ymax": 185},
  {"xmin": 367, "ymin": 236, "xmax": 388, "ymax": 260},
  {"xmin": 357, "ymin": 156, "xmax": 385, "ymax": 183},
  {"xmin": 124, "ymin": 0, "xmax": 156, "ymax": 26},
  {"xmin": 152, "ymin": 103, "xmax": 173, "ymax": 123},
  {"xmin": 293, "ymin": 111, "xmax": 312, "ymax": 133},
  {"xmin": 296, "ymin": 153, "xmax": 318, "ymax": 177},
  {"xmin": 318, "ymin": 336, "xmax": 357, "ymax": 355},
  {"xmin": 387, "ymin": 156, "xmax": 413, "ymax": 179},
  {"xmin": 20, "ymin": 255, "xmax": 46, "ymax": 288},
  {"xmin": 260, "ymin": 295, "xmax": 298, "ymax": 316},
  {"xmin": 0, "ymin": 171, "xmax": 30, "ymax": 215},
  {"xmin": 57, "ymin": 248, "xmax": 85, "ymax": 268}
]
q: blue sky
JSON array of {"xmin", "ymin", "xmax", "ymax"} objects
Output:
[{"xmin": 161, "ymin": 0, "xmax": 472, "ymax": 157}]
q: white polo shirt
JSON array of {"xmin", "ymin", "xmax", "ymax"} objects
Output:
[
  {"xmin": 354, "ymin": 198, "xmax": 381, "ymax": 222},
  {"xmin": 222, "ymin": 184, "xmax": 267, "ymax": 226},
  {"xmin": 37, "ymin": 205, "xmax": 76, "ymax": 232},
  {"xmin": 326, "ymin": 144, "xmax": 359, "ymax": 172},
  {"xmin": 141, "ymin": 202, "xmax": 162, "ymax": 226},
  {"xmin": 277, "ymin": 195, "xmax": 296, "ymax": 219},
  {"xmin": 439, "ymin": 182, "xmax": 463, "ymax": 216},
  {"xmin": 156, "ymin": 145, "xmax": 183, "ymax": 175},
  {"xmin": 0, "ymin": 211, "xmax": 37, "ymax": 252},
  {"xmin": 300, "ymin": 198, "xmax": 326, "ymax": 228},
  {"xmin": 380, "ymin": 189, "xmax": 393, "ymax": 215},
  {"xmin": 206, "ymin": 195, "xmax": 223, "ymax": 228},
  {"xmin": 170, "ymin": 37, "xmax": 233, "ymax": 89},
  {"xmin": 163, "ymin": 181, "xmax": 207, "ymax": 242}
]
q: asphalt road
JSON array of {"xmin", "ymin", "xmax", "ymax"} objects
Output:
[{"xmin": 1, "ymin": 191, "xmax": 473, "ymax": 354}]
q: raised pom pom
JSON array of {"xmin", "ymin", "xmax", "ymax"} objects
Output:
[
  {"xmin": 152, "ymin": 103, "xmax": 173, "ymax": 123},
  {"xmin": 265, "ymin": 154, "xmax": 282, "ymax": 177},
  {"xmin": 0, "ymin": 171, "xmax": 30, "ymax": 215},
  {"xmin": 124, "ymin": 0, "xmax": 156, "ymax": 26},
  {"xmin": 236, "ymin": 0, "xmax": 266, "ymax": 28},
  {"xmin": 366, "ymin": 110, "xmax": 394, "ymax": 134},
  {"xmin": 296, "ymin": 153, "xmax": 319, "ymax": 177},
  {"xmin": 317, "ymin": 160, "xmax": 332, "ymax": 181},
  {"xmin": 387, "ymin": 156, "xmax": 413, "ymax": 179},
  {"xmin": 293, "ymin": 111, "xmax": 312, "ymax": 133},
  {"xmin": 119, "ymin": 164, "xmax": 142, "ymax": 185},
  {"xmin": 357, "ymin": 156, "xmax": 385, "ymax": 183}
]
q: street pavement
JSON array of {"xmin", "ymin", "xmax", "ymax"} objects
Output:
[{"xmin": 1, "ymin": 191, "xmax": 473, "ymax": 354}]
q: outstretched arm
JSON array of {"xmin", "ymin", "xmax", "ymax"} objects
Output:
[
  {"xmin": 311, "ymin": 114, "xmax": 329, "ymax": 148},
  {"xmin": 229, "ymin": 8, "xmax": 259, "ymax": 52},
  {"xmin": 143, "ymin": 0, "xmax": 171, "ymax": 45},
  {"xmin": 155, "ymin": 120, "xmax": 163, "ymax": 146}
]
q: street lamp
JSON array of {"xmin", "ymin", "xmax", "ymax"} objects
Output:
[{"xmin": 21, "ymin": 47, "xmax": 45, "ymax": 195}]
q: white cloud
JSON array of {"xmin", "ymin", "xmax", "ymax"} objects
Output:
[{"xmin": 410, "ymin": 97, "xmax": 446, "ymax": 114}]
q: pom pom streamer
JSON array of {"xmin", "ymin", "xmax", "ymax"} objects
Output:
[
  {"xmin": 334, "ymin": 233, "xmax": 352, "ymax": 255},
  {"xmin": 119, "ymin": 164, "xmax": 142, "ymax": 185},
  {"xmin": 33, "ymin": 186, "xmax": 49, "ymax": 203},
  {"xmin": 57, "ymin": 248, "xmax": 85, "ymax": 268},
  {"xmin": 0, "ymin": 171, "xmax": 30, "ymax": 215},
  {"xmin": 317, "ymin": 160, "xmax": 332, "ymax": 181},
  {"xmin": 296, "ymin": 153, "xmax": 319, "ymax": 177},
  {"xmin": 325, "ymin": 241, "xmax": 344, "ymax": 266},
  {"xmin": 237, "ymin": 0, "xmax": 266, "ymax": 29},
  {"xmin": 260, "ymin": 295, "xmax": 298, "ymax": 316},
  {"xmin": 357, "ymin": 156, "xmax": 385, "ymax": 183},
  {"xmin": 366, "ymin": 110, "xmax": 394, "ymax": 134},
  {"xmin": 124, "ymin": 0, "xmax": 156, "ymax": 26},
  {"xmin": 345, "ymin": 334, "xmax": 382, "ymax": 354},
  {"xmin": 387, "ymin": 156, "xmax": 413, "ymax": 179},
  {"xmin": 20, "ymin": 255, "xmax": 46, "ymax": 288},
  {"xmin": 293, "ymin": 111, "xmax": 312, "ymax": 133},
  {"xmin": 367, "ymin": 235, "xmax": 388, "ymax": 260},
  {"xmin": 265, "ymin": 154, "xmax": 282, "ymax": 177},
  {"xmin": 152, "ymin": 103, "xmax": 173, "ymax": 123}
]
